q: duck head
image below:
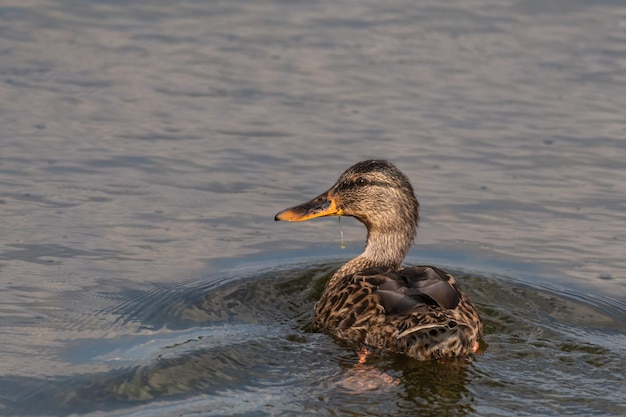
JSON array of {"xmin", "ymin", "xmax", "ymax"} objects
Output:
[{"xmin": 275, "ymin": 160, "xmax": 420, "ymax": 267}]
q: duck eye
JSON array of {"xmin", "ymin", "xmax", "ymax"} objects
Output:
[{"xmin": 355, "ymin": 177, "xmax": 369, "ymax": 187}]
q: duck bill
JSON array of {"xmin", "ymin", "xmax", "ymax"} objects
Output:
[{"xmin": 275, "ymin": 191, "xmax": 343, "ymax": 222}]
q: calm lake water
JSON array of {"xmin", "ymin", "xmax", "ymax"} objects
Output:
[{"xmin": 1, "ymin": 0, "xmax": 625, "ymax": 416}]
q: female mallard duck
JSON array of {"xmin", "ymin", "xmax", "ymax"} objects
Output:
[{"xmin": 275, "ymin": 160, "xmax": 482, "ymax": 360}]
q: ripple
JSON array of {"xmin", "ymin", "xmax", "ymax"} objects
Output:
[{"xmin": 2, "ymin": 261, "xmax": 624, "ymax": 416}]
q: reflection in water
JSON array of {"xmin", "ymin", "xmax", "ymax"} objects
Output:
[
  {"xmin": 399, "ymin": 361, "xmax": 473, "ymax": 416},
  {"xmin": 2, "ymin": 263, "xmax": 623, "ymax": 416}
]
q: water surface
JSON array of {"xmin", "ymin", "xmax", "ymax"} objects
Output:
[{"xmin": 0, "ymin": 0, "xmax": 625, "ymax": 415}]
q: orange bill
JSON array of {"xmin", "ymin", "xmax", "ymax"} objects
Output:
[{"xmin": 275, "ymin": 191, "xmax": 343, "ymax": 222}]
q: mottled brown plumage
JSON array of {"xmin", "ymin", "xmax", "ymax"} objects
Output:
[{"xmin": 275, "ymin": 160, "xmax": 483, "ymax": 360}]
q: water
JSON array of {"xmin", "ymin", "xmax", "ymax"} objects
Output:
[
  {"xmin": 1, "ymin": 0, "xmax": 625, "ymax": 415},
  {"xmin": 2, "ymin": 261, "xmax": 624, "ymax": 416}
]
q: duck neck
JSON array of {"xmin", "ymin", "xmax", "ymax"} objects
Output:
[
  {"xmin": 363, "ymin": 226, "xmax": 414, "ymax": 267},
  {"xmin": 329, "ymin": 224, "xmax": 416, "ymax": 286}
]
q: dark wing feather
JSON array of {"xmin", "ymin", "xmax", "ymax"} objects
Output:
[
  {"xmin": 357, "ymin": 265, "xmax": 461, "ymax": 315},
  {"xmin": 398, "ymin": 266, "xmax": 461, "ymax": 309},
  {"xmin": 375, "ymin": 290, "xmax": 430, "ymax": 315}
]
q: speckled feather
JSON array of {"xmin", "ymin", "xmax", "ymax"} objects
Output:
[{"xmin": 313, "ymin": 265, "xmax": 483, "ymax": 360}]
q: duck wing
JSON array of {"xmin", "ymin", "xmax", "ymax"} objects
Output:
[{"xmin": 357, "ymin": 265, "xmax": 462, "ymax": 316}]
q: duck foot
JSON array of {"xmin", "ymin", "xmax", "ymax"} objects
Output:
[{"xmin": 357, "ymin": 347, "xmax": 370, "ymax": 364}]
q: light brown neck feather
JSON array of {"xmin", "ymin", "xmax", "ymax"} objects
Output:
[{"xmin": 327, "ymin": 226, "xmax": 415, "ymax": 288}]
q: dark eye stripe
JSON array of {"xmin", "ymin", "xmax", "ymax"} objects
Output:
[
  {"xmin": 366, "ymin": 180, "xmax": 392, "ymax": 187},
  {"xmin": 339, "ymin": 179, "xmax": 392, "ymax": 189}
]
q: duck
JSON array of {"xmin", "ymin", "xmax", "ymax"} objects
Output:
[{"xmin": 275, "ymin": 160, "xmax": 483, "ymax": 360}]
